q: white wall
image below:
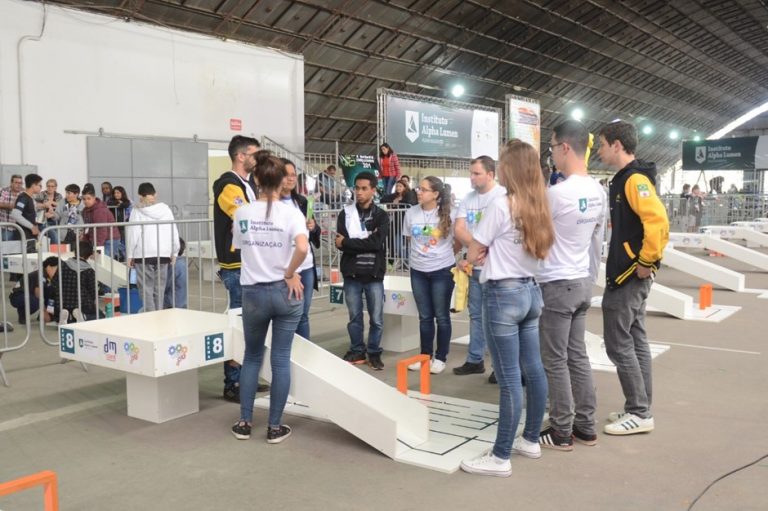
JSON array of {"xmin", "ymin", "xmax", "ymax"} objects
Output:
[{"xmin": 0, "ymin": 0, "xmax": 304, "ymax": 186}]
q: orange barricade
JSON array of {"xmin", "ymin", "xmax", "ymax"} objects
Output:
[
  {"xmin": 396, "ymin": 354, "xmax": 430, "ymax": 395},
  {"xmin": 699, "ymin": 284, "xmax": 713, "ymax": 309},
  {"xmin": 0, "ymin": 470, "xmax": 59, "ymax": 511}
]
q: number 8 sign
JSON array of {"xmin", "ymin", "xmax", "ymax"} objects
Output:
[
  {"xmin": 60, "ymin": 328, "xmax": 75, "ymax": 354},
  {"xmin": 205, "ymin": 333, "xmax": 225, "ymax": 361}
]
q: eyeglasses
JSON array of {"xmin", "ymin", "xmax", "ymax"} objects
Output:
[
  {"xmin": 415, "ymin": 187, "xmax": 433, "ymax": 193},
  {"xmin": 549, "ymin": 143, "xmax": 565, "ymax": 152}
]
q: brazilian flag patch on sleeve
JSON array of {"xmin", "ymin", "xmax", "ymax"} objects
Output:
[{"xmin": 637, "ymin": 183, "xmax": 651, "ymax": 198}]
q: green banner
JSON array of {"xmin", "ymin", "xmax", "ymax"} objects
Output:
[
  {"xmin": 338, "ymin": 154, "xmax": 380, "ymax": 188},
  {"xmin": 682, "ymin": 136, "xmax": 759, "ymax": 171}
]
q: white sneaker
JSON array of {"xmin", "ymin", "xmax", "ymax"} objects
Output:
[
  {"xmin": 59, "ymin": 310, "xmax": 69, "ymax": 325},
  {"xmin": 460, "ymin": 451, "xmax": 512, "ymax": 477},
  {"xmin": 512, "ymin": 436, "xmax": 542, "ymax": 459},
  {"xmin": 408, "ymin": 361, "xmax": 423, "ymax": 371},
  {"xmin": 607, "ymin": 411, "xmax": 629, "ymax": 423},
  {"xmin": 430, "ymin": 359, "xmax": 446, "ymax": 374},
  {"xmin": 604, "ymin": 414, "xmax": 654, "ymax": 435}
]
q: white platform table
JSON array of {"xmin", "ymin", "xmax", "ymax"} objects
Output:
[{"xmin": 58, "ymin": 309, "xmax": 232, "ymax": 423}]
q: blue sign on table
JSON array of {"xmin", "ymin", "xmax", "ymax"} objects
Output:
[
  {"xmin": 205, "ymin": 333, "xmax": 225, "ymax": 361},
  {"xmin": 60, "ymin": 328, "xmax": 75, "ymax": 354}
]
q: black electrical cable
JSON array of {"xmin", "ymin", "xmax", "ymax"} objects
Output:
[{"xmin": 687, "ymin": 452, "xmax": 768, "ymax": 510}]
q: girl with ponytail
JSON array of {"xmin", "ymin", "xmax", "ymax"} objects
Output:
[
  {"xmin": 460, "ymin": 139, "xmax": 554, "ymax": 477},
  {"xmin": 402, "ymin": 175, "xmax": 458, "ymax": 375},
  {"xmin": 231, "ymin": 150, "xmax": 309, "ymax": 445}
]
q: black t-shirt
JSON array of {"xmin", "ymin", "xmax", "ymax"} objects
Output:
[{"xmin": 14, "ymin": 192, "xmax": 37, "ymax": 238}]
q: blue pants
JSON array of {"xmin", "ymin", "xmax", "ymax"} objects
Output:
[
  {"xmin": 239, "ymin": 281, "xmax": 302, "ymax": 426},
  {"xmin": 343, "ymin": 278, "xmax": 384, "ymax": 355},
  {"xmin": 483, "ymin": 278, "xmax": 548, "ymax": 460},
  {"xmin": 465, "ymin": 268, "xmax": 486, "ymax": 364},
  {"xmin": 410, "ymin": 266, "xmax": 455, "ymax": 362},
  {"xmin": 296, "ymin": 268, "xmax": 315, "ymax": 340},
  {"xmin": 220, "ymin": 268, "xmax": 242, "ymax": 388}
]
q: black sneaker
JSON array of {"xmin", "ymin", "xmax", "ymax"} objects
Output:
[
  {"xmin": 368, "ymin": 353, "xmax": 384, "ymax": 371},
  {"xmin": 267, "ymin": 425, "xmax": 292, "ymax": 444},
  {"xmin": 223, "ymin": 386, "xmax": 240, "ymax": 403},
  {"xmin": 572, "ymin": 425, "xmax": 598, "ymax": 446},
  {"xmin": 488, "ymin": 371, "xmax": 497, "ymax": 384},
  {"xmin": 231, "ymin": 420, "xmax": 251, "ymax": 440},
  {"xmin": 257, "ymin": 383, "xmax": 271, "ymax": 393},
  {"xmin": 539, "ymin": 426, "xmax": 574, "ymax": 451},
  {"xmin": 343, "ymin": 351, "xmax": 367, "ymax": 365},
  {"xmin": 453, "ymin": 361, "xmax": 485, "ymax": 375}
]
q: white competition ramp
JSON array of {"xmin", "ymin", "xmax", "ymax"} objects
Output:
[
  {"xmin": 700, "ymin": 225, "xmax": 768, "ymax": 249},
  {"xmin": 592, "ymin": 263, "xmax": 740, "ymax": 322}
]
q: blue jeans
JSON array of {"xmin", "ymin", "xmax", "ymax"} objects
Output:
[
  {"xmin": 239, "ymin": 281, "xmax": 302, "ymax": 425},
  {"xmin": 220, "ymin": 268, "xmax": 242, "ymax": 388},
  {"xmin": 296, "ymin": 268, "xmax": 315, "ymax": 340},
  {"xmin": 483, "ymin": 278, "xmax": 548, "ymax": 460},
  {"xmin": 382, "ymin": 176, "xmax": 398, "ymax": 195},
  {"xmin": 343, "ymin": 278, "xmax": 384, "ymax": 355},
  {"xmin": 465, "ymin": 268, "xmax": 486, "ymax": 364},
  {"xmin": 163, "ymin": 257, "xmax": 188, "ymax": 309},
  {"xmin": 410, "ymin": 266, "xmax": 455, "ymax": 362},
  {"xmin": 219, "ymin": 268, "xmax": 242, "ymax": 309},
  {"xmin": 103, "ymin": 239, "xmax": 125, "ymax": 261}
]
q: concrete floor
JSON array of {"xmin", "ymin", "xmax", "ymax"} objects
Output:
[{"xmin": 1, "ymin": 249, "xmax": 767, "ymax": 510}]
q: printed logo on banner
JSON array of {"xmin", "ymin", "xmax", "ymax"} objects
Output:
[
  {"xmin": 78, "ymin": 337, "xmax": 99, "ymax": 353},
  {"xmin": 205, "ymin": 334, "xmax": 225, "ymax": 361},
  {"xmin": 695, "ymin": 146, "xmax": 707, "ymax": 164},
  {"xmin": 103, "ymin": 338, "xmax": 118, "ymax": 362},
  {"xmin": 60, "ymin": 328, "xmax": 75, "ymax": 354},
  {"xmin": 578, "ymin": 198, "xmax": 588, "ymax": 213},
  {"xmin": 123, "ymin": 342, "xmax": 140, "ymax": 364},
  {"xmin": 168, "ymin": 344, "xmax": 189, "ymax": 366},
  {"xmin": 405, "ymin": 110, "xmax": 420, "ymax": 143}
]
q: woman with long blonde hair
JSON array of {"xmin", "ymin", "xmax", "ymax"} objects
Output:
[{"xmin": 461, "ymin": 139, "xmax": 554, "ymax": 477}]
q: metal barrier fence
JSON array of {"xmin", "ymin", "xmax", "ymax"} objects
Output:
[
  {"xmin": 660, "ymin": 194, "xmax": 768, "ymax": 232},
  {"xmin": 0, "ymin": 223, "xmax": 33, "ymax": 386}
]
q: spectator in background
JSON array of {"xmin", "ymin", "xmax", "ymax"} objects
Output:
[
  {"xmin": 381, "ymin": 180, "xmax": 417, "ymax": 206},
  {"xmin": 111, "ymin": 186, "xmax": 132, "ymax": 240},
  {"xmin": 0, "ymin": 174, "xmax": 24, "ymax": 241},
  {"xmin": 680, "ymin": 183, "xmax": 692, "ymax": 199},
  {"xmin": 54, "ymin": 241, "xmax": 98, "ymax": 323},
  {"xmin": 379, "ymin": 143, "xmax": 401, "ymax": 195},
  {"xmin": 9, "ymin": 256, "xmax": 59, "ymax": 324},
  {"xmin": 54, "ymin": 184, "xmax": 85, "ymax": 249},
  {"xmin": 101, "ymin": 182, "xmax": 113, "ymax": 203},
  {"xmin": 399, "ymin": 176, "xmax": 418, "ymax": 204},
  {"xmin": 35, "ymin": 179, "xmax": 62, "ymax": 243},
  {"xmin": 381, "ymin": 179, "xmax": 417, "ymax": 265},
  {"xmin": 82, "ymin": 183, "xmax": 96, "ymax": 196},
  {"xmin": 11, "ymin": 174, "xmax": 43, "ymax": 253},
  {"xmin": 317, "ymin": 165, "xmax": 341, "ymax": 207},
  {"xmin": 81, "ymin": 188, "xmax": 124, "ymax": 260},
  {"xmin": 164, "ymin": 238, "xmax": 188, "ymax": 309},
  {"xmin": 691, "ymin": 184, "xmax": 704, "ymax": 229},
  {"xmin": 126, "ymin": 182, "xmax": 180, "ymax": 313}
]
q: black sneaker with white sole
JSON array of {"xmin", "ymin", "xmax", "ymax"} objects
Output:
[
  {"xmin": 231, "ymin": 420, "xmax": 251, "ymax": 440},
  {"xmin": 539, "ymin": 426, "xmax": 574, "ymax": 451},
  {"xmin": 368, "ymin": 353, "xmax": 384, "ymax": 370},
  {"xmin": 342, "ymin": 351, "xmax": 366, "ymax": 365},
  {"xmin": 453, "ymin": 361, "xmax": 485, "ymax": 375},
  {"xmin": 267, "ymin": 425, "xmax": 292, "ymax": 444},
  {"xmin": 572, "ymin": 425, "xmax": 598, "ymax": 446}
]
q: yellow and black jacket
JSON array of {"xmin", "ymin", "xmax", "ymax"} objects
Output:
[
  {"xmin": 212, "ymin": 171, "xmax": 256, "ymax": 270},
  {"xmin": 606, "ymin": 160, "xmax": 669, "ymax": 288}
]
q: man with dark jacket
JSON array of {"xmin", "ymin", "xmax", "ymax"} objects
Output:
[
  {"xmin": 54, "ymin": 241, "xmax": 98, "ymax": 323},
  {"xmin": 597, "ymin": 121, "xmax": 669, "ymax": 436},
  {"xmin": 81, "ymin": 188, "xmax": 123, "ymax": 260},
  {"xmin": 212, "ymin": 135, "xmax": 262, "ymax": 402},
  {"xmin": 335, "ymin": 172, "xmax": 389, "ymax": 370}
]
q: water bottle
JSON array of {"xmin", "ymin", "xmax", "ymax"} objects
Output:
[{"xmin": 106, "ymin": 302, "xmax": 113, "ymax": 318}]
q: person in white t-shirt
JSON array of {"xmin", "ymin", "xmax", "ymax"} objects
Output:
[
  {"xmin": 403, "ymin": 176, "xmax": 458, "ymax": 375},
  {"xmin": 453, "ymin": 155, "xmax": 506, "ymax": 378},
  {"xmin": 536, "ymin": 120, "xmax": 607, "ymax": 452},
  {"xmin": 230, "ymin": 153, "xmax": 309, "ymax": 446},
  {"xmin": 460, "ymin": 139, "xmax": 555, "ymax": 477}
]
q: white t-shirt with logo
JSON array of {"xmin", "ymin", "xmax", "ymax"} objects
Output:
[
  {"xmin": 473, "ymin": 196, "xmax": 540, "ymax": 283},
  {"xmin": 403, "ymin": 205, "xmax": 456, "ymax": 272},
  {"xmin": 538, "ymin": 174, "xmax": 606, "ymax": 283},
  {"xmin": 456, "ymin": 185, "xmax": 507, "ymax": 267},
  {"xmin": 233, "ymin": 201, "xmax": 308, "ymax": 285},
  {"xmin": 280, "ymin": 196, "xmax": 314, "ymax": 272}
]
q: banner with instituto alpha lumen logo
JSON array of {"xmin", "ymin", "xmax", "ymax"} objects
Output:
[
  {"xmin": 384, "ymin": 95, "xmax": 500, "ymax": 160},
  {"xmin": 682, "ymin": 136, "xmax": 768, "ymax": 171}
]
